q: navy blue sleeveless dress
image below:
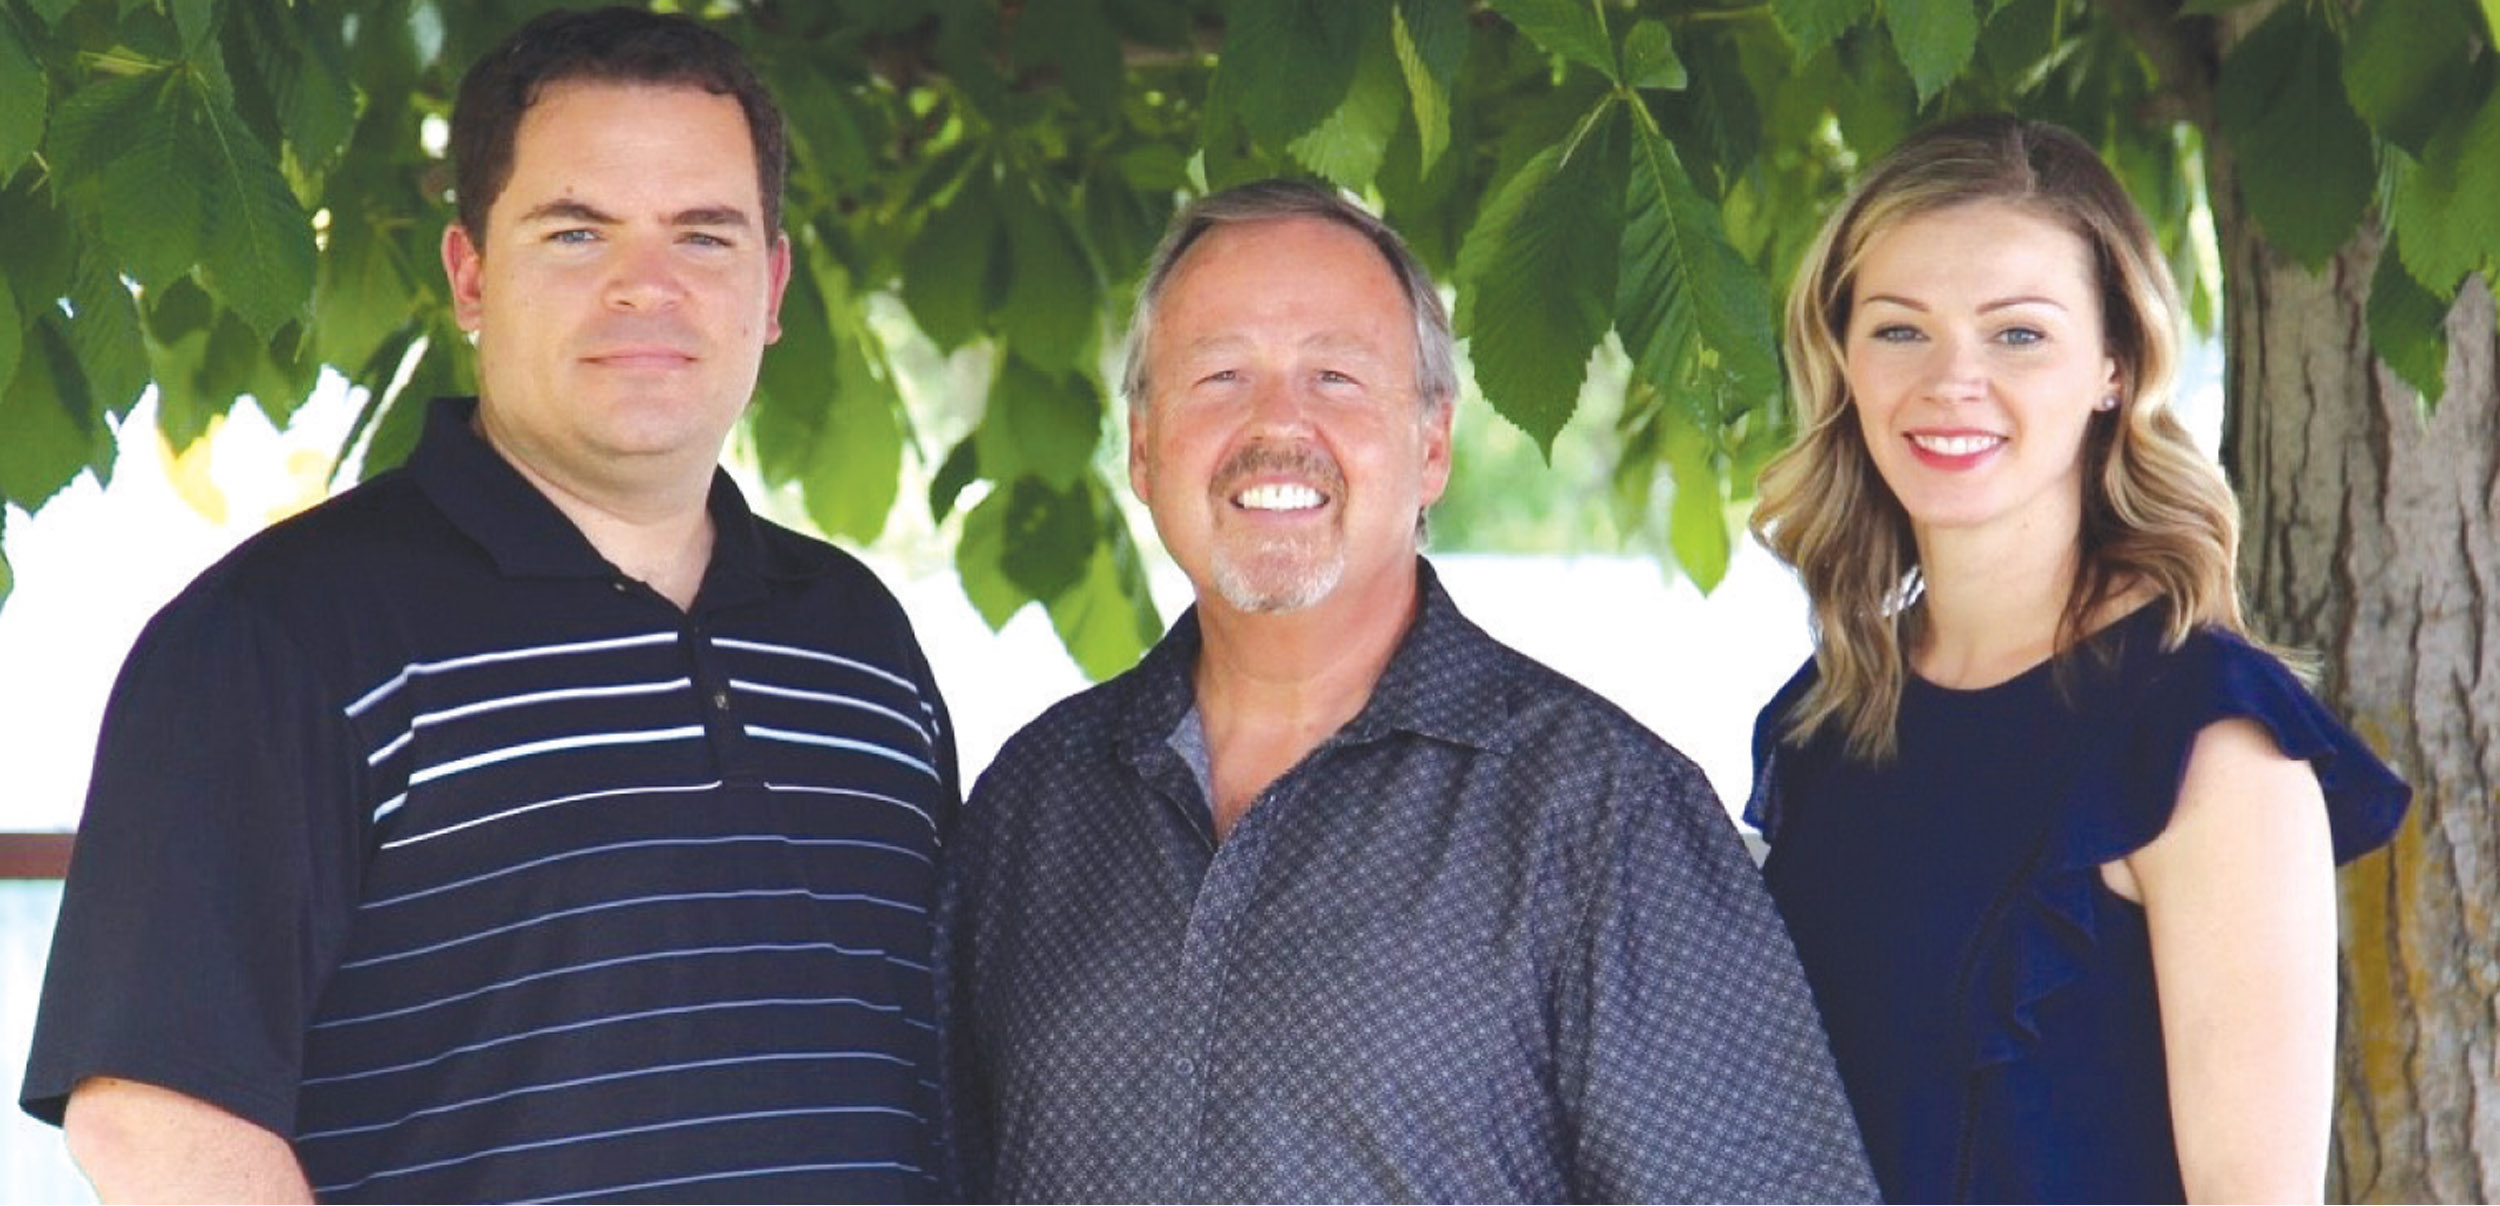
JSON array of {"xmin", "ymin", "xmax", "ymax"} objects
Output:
[{"xmin": 1747, "ymin": 604, "xmax": 2409, "ymax": 1203}]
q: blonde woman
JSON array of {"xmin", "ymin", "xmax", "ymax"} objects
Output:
[{"xmin": 1746, "ymin": 114, "xmax": 2409, "ymax": 1203}]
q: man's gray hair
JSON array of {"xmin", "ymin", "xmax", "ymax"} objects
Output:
[{"xmin": 1118, "ymin": 179, "xmax": 1458, "ymax": 418}]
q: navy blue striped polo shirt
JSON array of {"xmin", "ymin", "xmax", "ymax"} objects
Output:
[{"xmin": 25, "ymin": 397, "xmax": 958, "ymax": 1202}]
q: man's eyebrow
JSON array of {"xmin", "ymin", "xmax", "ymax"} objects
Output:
[
  {"xmin": 671, "ymin": 206, "xmax": 755, "ymax": 229},
  {"xmin": 512, "ymin": 201, "xmax": 755, "ymax": 229},
  {"xmin": 517, "ymin": 199, "xmax": 617, "ymax": 226}
]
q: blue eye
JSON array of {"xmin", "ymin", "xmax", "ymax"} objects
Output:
[
  {"xmin": 1998, "ymin": 327, "xmax": 2045, "ymax": 346},
  {"xmin": 551, "ymin": 229, "xmax": 599, "ymax": 245},
  {"xmin": 1869, "ymin": 324, "xmax": 1922, "ymax": 343}
]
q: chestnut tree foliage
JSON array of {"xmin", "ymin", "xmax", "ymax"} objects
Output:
[{"xmin": 0, "ymin": 0, "xmax": 2487, "ymax": 676}]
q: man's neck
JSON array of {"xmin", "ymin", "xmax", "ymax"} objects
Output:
[
  {"xmin": 479, "ymin": 426, "xmax": 720, "ymax": 611},
  {"xmin": 1190, "ymin": 561, "xmax": 1422, "ymax": 840}
]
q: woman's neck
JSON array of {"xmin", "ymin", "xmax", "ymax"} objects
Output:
[{"xmin": 1912, "ymin": 522, "xmax": 2081, "ymax": 690}]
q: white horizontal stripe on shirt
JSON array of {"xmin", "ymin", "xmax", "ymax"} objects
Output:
[
  {"xmin": 363, "ymin": 833, "xmax": 930, "ymax": 909},
  {"xmin": 313, "ymin": 1104, "xmax": 924, "ymax": 1196},
  {"xmin": 378, "ymin": 780, "xmax": 723, "ymax": 846},
  {"xmin": 336, "ymin": 889, "xmax": 928, "ymax": 972},
  {"xmin": 366, "ymin": 678, "xmax": 694, "ymax": 766},
  {"xmin": 296, "ymin": 1049, "xmax": 917, "ymax": 1141},
  {"xmin": 301, "ymin": 996, "xmax": 915, "ymax": 1087},
  {"xmin": 309, "ymin": 943, "xmax": 914, "ymax": 1031},
  {"xmin": 346, "ymin": 631, "xmax": 680, "ymax": 718},
  {"xmin": 744, "ymin": 726, "xmax": 936, "ymax": 779},
  {"xmin": 406, "ymin": 725, "xmax": 705, "ymax": 789}
]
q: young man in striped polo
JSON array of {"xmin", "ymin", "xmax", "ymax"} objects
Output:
[{"xmin": 24, "ymin": 8, "xmax": 956, "ymax": 1201}]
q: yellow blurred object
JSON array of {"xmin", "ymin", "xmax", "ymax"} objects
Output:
[
  {"xmin": 160, "ymin": 418, "xmax": 228, "ymax": 526},
  {"xmin": 268, "ymin": 449, "xmax": 334, "ymax": 525}
]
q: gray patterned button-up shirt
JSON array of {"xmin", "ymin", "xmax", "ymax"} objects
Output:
[{"xmin": 940, "ymin": 560, "xmax": 1874, "ymax": 1203}]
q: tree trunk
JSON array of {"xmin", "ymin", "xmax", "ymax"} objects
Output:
[{"xmin": 2214, "ymin": 177, "xmax": 2500, "ymax": 1198}]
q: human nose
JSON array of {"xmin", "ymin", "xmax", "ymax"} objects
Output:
[
  {"xmin": 1242, "ymin": 368, "xmax": 1315, "ymax": 432},
  {"xmin": 603, "ymin": 236, "xmax": 685, "ymax": 312},
  {"xmin": 1920, "ymin": 335, "xmax": 1987, "ymax": 403}
]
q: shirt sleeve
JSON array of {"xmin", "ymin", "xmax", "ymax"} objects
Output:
[
  {"xmin": 1554, "ymin": 733, "xmax": 1879, "ymax": 1203},
  {"xmin": 19, "ymin": 581, "xmax": 366, "ymax": 1138}
]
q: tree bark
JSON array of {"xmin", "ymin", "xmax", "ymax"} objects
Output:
[{"xmin": 2214, "ymin": 169, "xmax": 2500, "ymax": 1199}]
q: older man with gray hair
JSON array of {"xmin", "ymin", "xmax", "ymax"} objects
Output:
[{"xmin": 938, "ymin": 178, "xmax": 1873, "ymax": 1202}]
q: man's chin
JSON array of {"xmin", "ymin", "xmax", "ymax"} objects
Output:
[{"xmin": 1210, "ymin": 555, "xmax": 1343, "ymax": 615}]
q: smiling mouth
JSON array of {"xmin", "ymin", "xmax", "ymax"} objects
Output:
[
  {"xmin": 1234, "ymin": 483, "xmax": 1327, "ymax": 511},
  {"xmin": 1908, "ymin": 433, "xmax": 2005, "ymax": 456}
]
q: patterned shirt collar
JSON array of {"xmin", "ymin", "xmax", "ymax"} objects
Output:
[{"xmin": 1111, "ymin": 557, "xmax": 1516, "ymax": 770}]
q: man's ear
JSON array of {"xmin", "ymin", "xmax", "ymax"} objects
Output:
[
  {"xmin": 763, "ymin": 233, "xmax": 793, "ymax": 344},
  {"xmin": 443, "ymin": 224, "xmax": 486, "ymax": 333},
  {"xmin": 1127, "ymin": 402, "xmax": 1153, "ymax": 501},
  {"xmin": 1418, "ymin": 397, "xmax": 1454, "ymax": 508}
]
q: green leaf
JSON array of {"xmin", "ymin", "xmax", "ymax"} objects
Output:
[
  {"xmin": 1392, "ymin": 0, "xmax": 1467, "ymax": 174},
  {"xmin": 1454, "ymin": 102, "xmax": 1628, "ymax": 456},
  {"xmin": 2389, "ymin": 86, "xmax": 2500, "ymax": 298},
  {"xmin": 1653, "ymin": 25, "xmax": 1760, "ymax": 196},
  {"xmin": 930, "ymin": 435, "xmax": 979, "ymax": 523},
  {"xmin": 1289, "ymin": 9, "xmax": 1406, "ymax": 187},
  {"xmin": 60, "ymin": 71, "xmax": 208, "ymax": 291},
  {"xmin": 1885, "ymin": 0, "xmax": 1981, "ymax": 105},
  {"xmin": 1211, "ymin": 0, "xmax": 1370, "ymax": 148},
  {"xmin": 0, "ymin": 8, "xmax": 44, "ymax": 173},
  {"xmin": 752, "ymin": 257, "xmax": 904, "ymax": 544},
  {"xmin": 312, "ymin": 191, "xmax": 420, "ymax": 374},
  {"xmin": 1014, "ymin": 0, "xmax": 1122, "ymax": 118},
  {"xmin": 0, "ymin": 513, "xmax": 13, "ymax": 608},
  {"xmin": 1080, "ymin": 159, "xmax": 1168, "ymax": 288},
  {"xmin": 2365, "ymin": 238, "xmax": 2450, "ymax": 409},
  {"xmin": 901, "ymin": 166, "xmax": 1001, "ymax": 353},
  {"xmin": 187, "ymin": 58, "xmax": 318, "ymax": 335},
  {"xmin": 2179, "ymin": 0, "xmax": 2270, "ymax": 12},
  {"xmin": 0, "ymin": 277, "xmax": 17, "ymax": 399},
  {"xmin": 2343, "ymin": 0, "xmax": 2477, "ymax": 156},
  {"xmin": 1664, "ymin": 416, "xmax": 1732, "ymax": 592},
  {"xmin": 0, "ymin": 319, "xmax": 94, "ymax": 510},
  {"xmin": 1623, "ymin": 19, "xmax": 1687, "ymax": 91},
  {"xmin": 976, "ymin": 355, "xmax": 1103, "ymax": 491},
  {"xmin": 955, "ymin": 484, "xmax": 1029, "ymax": 630},
  {"xmin": 2215, "ymin": 5, "xmax": 2375, "ymax": 269},
  {"xmin": 2482, "ymin": 0, "xmax": 2500, "ymax": 42},
  {"xmin": 234, "ymin": 0, "xmax": 357, "ymax": 170},
  {"xmin": 23, "ymin": 0, "xmax": 75, "ymax": 28},
  {"xmin": 1488, "ymin": 0, "xmax": 1618, "ymax": 83},
  {"xmin": 1773, "ymin": 0, "xmax": 1878, "ymax": 60},
  {"xmin": 171, "ymin": 0, "xmax": 214, "ymax": 53},
  {"xmin": 996, "ymin": 184, "xmax": 1099, "ymax": 371},
  {"xmin": 64, "ymin": 247, "xmax": 149, "ymax": 422},
  {"xmin": 997, "ymin": 476, "xmax": 1094, "ymax": 603},
  {"xmin": 359, "ymin": 335, "xmax": 453, "ymax": 479},
  {"xmin": 1830, "ymin": 32, "xmax": 1918, "ymax": 156},
  {"xmin": 1617, "ymin": 120, "xmax": 1782, "ymax": 420},
  {"xmin": 1045, "ymin": 494, "xmax": 1162, "ymax": 680}
]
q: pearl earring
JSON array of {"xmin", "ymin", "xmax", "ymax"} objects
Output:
[{"xmin": 2097, "ymin": 394, "xmax": 2120, "ymax": 412}]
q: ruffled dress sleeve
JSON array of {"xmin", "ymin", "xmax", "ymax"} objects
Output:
[
  {"xmin": 1977, "ymin": 623, "xmax": 2413, "ymax": 1069},
  {"xmin": 1743, "ymin": 658, "xmax": 1820, "ymax": 842}
]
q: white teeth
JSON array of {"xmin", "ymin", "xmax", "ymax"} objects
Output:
[
  {"xmin": 1910, "ymin": 433, "xmax": 2003, "ymax": 456},
  {"xmin": 1235, "ymin": 483, "xmax": 1324, "ymax": 511}
]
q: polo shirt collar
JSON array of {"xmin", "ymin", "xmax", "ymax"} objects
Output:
[
  {"xmin": 1114, "ymin": 557, "xmax": 1516, "ymax": 764},
  {"xmin": 406, "ymin": 396, "xmax": 810, "ymax": 605}
]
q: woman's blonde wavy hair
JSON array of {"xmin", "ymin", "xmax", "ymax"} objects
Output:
[{"xmin": 1750, "ymin": 114, "xmax": 2247, "ymax": 763}]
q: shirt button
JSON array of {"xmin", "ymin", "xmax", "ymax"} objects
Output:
[
  {"xmin": 1174, "ymin": 1056, "xmax": 1194, "ymax": 1075},
  {"xmin": 711, "ymin": 689, "xmax": 731, "ymax": 711},
  {"xmin": 611, "ymin": 579, "xmax": 633, "ymax": 594}
]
